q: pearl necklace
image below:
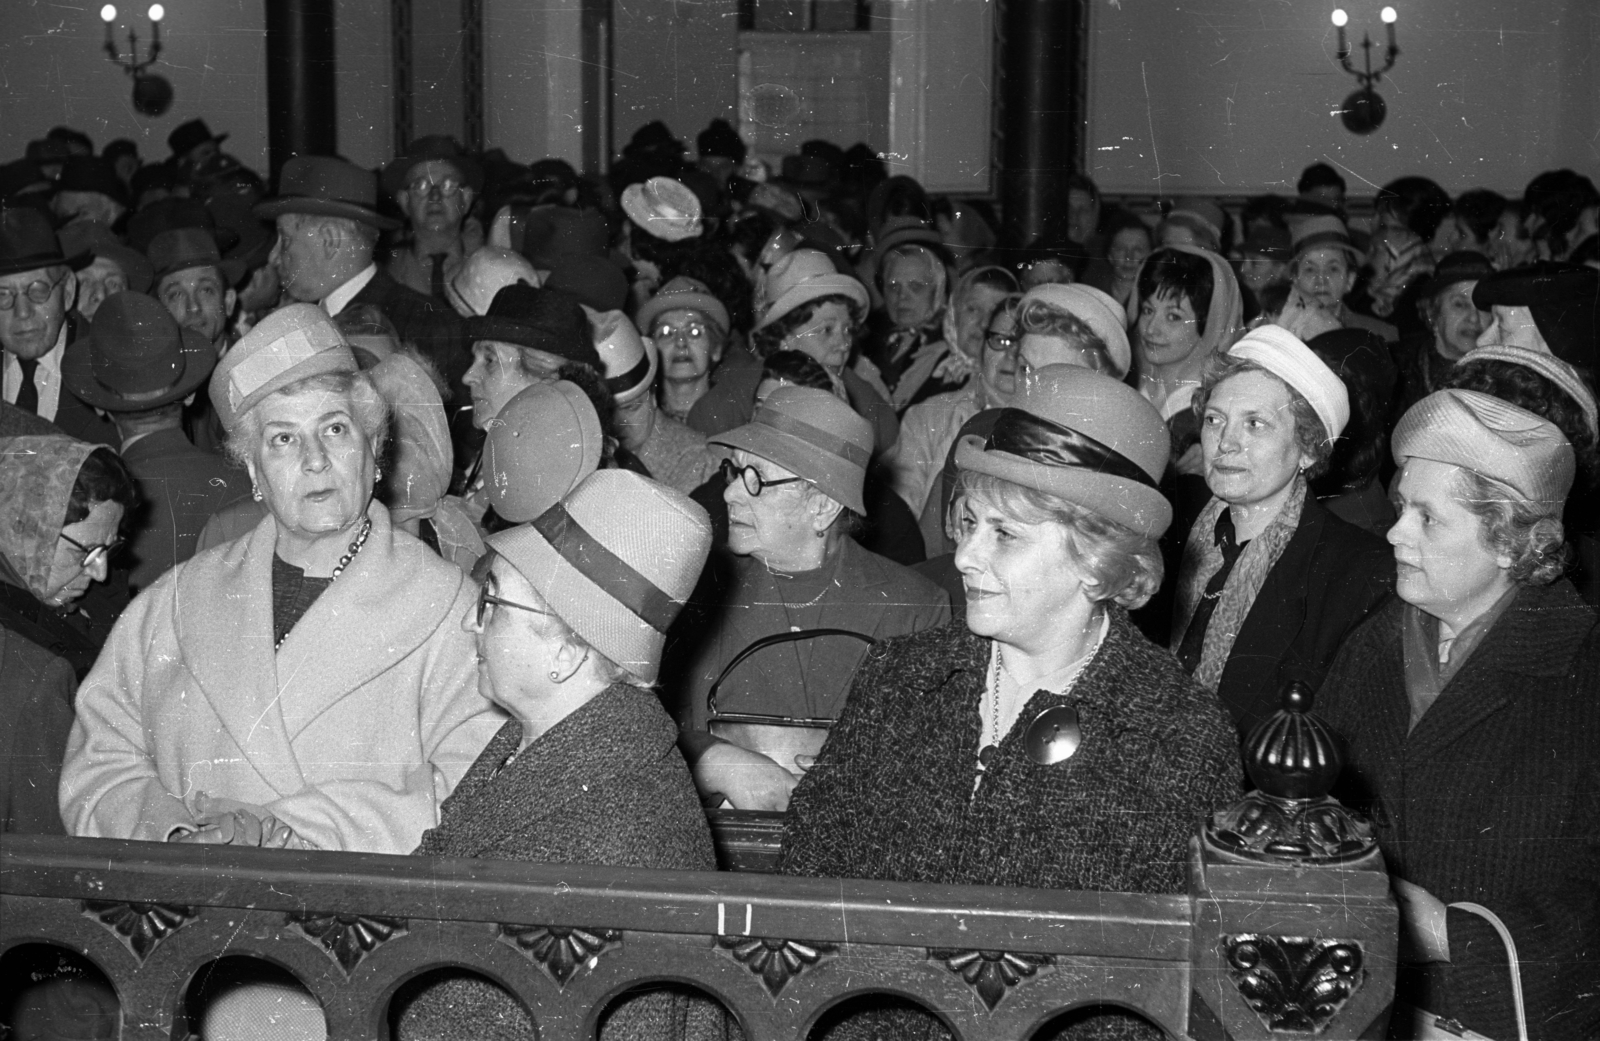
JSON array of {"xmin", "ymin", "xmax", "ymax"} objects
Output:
[{"xmin": 275, "ymin": 516, "xmax": 373, "ymax": 651}]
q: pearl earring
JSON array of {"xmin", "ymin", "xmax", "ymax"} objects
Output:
[
  {"xmin": 252, "ymin": 486, "xmax": 263, "ymax": 502},
  {"xmin": 549, "ymin": 669, "xmax": 560, "ymax": 681}
]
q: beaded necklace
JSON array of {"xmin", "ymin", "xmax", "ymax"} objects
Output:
[
  {"xmin": 274, "ymin": 516, "xmax": 372, "ymax": 651},
  {"xmin": 977, "ymin": 617, "xmax": 1106, "ymax": 771}
]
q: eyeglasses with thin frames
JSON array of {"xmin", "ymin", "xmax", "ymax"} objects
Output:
[
  {"xmin": 0, "ymin": 273, "xmax": 68, "ymax": 311},
  {"xmin": 789, "ymin": 320, "xmax": 854, "ymax": 347},
  {"xmin": 470, "ymin": 554, "xmax": 551, "ymax": 628},
  {"xmin": 406, "ymin": 176, "xmax": 465, "ymax": 199},
  {"xmin": 720, "ymin": 458, "xmax": 804, "ymax": 497},
  {"xmin": 59, "ymin": 532, "xmax": 124, "ymax": 570}
]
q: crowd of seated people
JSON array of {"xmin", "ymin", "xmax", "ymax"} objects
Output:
[{"xmin": 0, "ymin": 116, "xmax": 1598, "ymax": 1040}]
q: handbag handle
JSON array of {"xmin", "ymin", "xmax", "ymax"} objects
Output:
[
  {"xmin": 1448, "ymin": 901, "xmax": 1529, "ymax": 1041},
  {"xmin": 706, "ymin": 628, "xmax": 875, "ymax": 724}
]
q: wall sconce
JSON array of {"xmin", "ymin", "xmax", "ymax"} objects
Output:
[
  {"xmin": 1331, "ymin": 6, "xmax": 1399, "ymax": 135},
  {"xmin": 102, "ymin": 4, "xmax": 174, "ymax": 117}
]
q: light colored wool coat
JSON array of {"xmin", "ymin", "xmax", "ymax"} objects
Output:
[{"xmin": 59, "ymin": 502, "xmax": 504, "ymax": 853}]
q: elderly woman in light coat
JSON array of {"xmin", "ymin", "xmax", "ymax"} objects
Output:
[{"xmin": 60, "ymin": 304, "xmax": 502, "ymax": 853}]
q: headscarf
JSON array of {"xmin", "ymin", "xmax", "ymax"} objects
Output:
[
  {"xmin": 1130, "ymin": 244, "xmax": 1244, "ymax": 368},
  {"xmin": 0, "ymin": 435, "xmax": 98, "ymax": 602}
]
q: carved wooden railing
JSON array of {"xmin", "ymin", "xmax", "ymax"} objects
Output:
[{"xmin": 0, "ymin": 688, "xmax": 1398, "ymax": 1040}]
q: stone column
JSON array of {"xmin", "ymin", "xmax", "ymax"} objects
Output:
[{"xmin": 265, "ymin": 0, "xmax": 338, "ymax": 174}]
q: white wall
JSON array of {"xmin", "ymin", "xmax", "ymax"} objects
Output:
[
  {"xmin": 481, "ymin": 0, "xmax": 587, "ymax": 168},
  {"xmin": 1085, "ymin": 0, "xmax": 1598, "ymax": 196},
  {"xmin": 335, "ymin": 0, "xmax": 393, "ymax": 171}
]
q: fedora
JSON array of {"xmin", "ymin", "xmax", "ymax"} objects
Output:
[
  {"xmin": 955, "ymin": 364, "xmax": 1173, "ymax": 537},
  {"xmin": 636, "ymin": 276, "xmax": 730, "ymax": 337},
  {"xmin": 61, "ymin": 291, "xmax": 214, "ymax": 412},
  {"xmin": 483, "ymin": 380, "xmax": 602, "ymax": 523},
  {"xmin": 255, "ymin": 156, "xmax": 401, "ymax": 231},
  {"xmin": 168, "ymin": 119, "xmax": 228, "ymax": 159},
  {"xmin": 1415, "ymin": 250, "xmax": 1493, "ymax": 301},
  {"xmin": 446, "ymin": 246, "xmax": 541, "ymax": 318},
  {"xmin": 56, "ymin": 157, "xmax": 130, "ymax": 208},
  {"xmin": 591, "ymin": 309, "xmax": 657, "ymax": 403},
  {"xmin": 381, "ymin": 135, "xmax": 483, "ymax": 198},
  {"xmin": 57, "ymin": 222, "xmax": 153, "ymax": 294},
  {"xmin": 1288, "ymin": 213, "xmax": 1362, "ymax": 263},
  {"xmin": 620, "ymin": 176, "xmax": 703, "ymax": 242},
  {"xmin": 711, "ymin": 385, "xmax": 873, "ymax": 514},
  {"xmin": 487, "ymin": 469, "xmax": 713, "ymax": 683},
  {"xmin": 0, "ymin": 206, "xmax": 90, "ymax": 277},
  {"xmin": 146, "ymin": 227, "xmax": 225, "ymax": 283},
  {"xmin": 209, "ymin": 303, "xmax": 358, "ymax": 431},
  {"xmin": 126, "ymin": 197, "xmax": 240, "ymax": 256},
  {"xmin": 207, "ymin": 193, "xmax": 275, "ymax": 284},
  {"xmin": 541, "ymin": 253, "xmax": 630, "ymax": 312},
  {"xmin": 467, "ymin": 283, "xmax": 601, "ymax": 371}
]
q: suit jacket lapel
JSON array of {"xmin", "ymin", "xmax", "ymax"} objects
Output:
[{"xmin": 173, "ymin": 511, "xmax": 304, "ymax": 796}]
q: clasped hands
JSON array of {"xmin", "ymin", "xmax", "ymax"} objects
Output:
[{"xmin": 169, "ymin": 794, "xmax": 311, "ymax": 849}]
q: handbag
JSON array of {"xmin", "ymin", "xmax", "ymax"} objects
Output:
[{"xmin": 1393, "ymin": 902, "xmax": 1528, "ymax": 1041}]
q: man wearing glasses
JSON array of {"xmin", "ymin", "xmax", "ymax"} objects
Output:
[
  {"xmin": 0, "ymin": 207, "xmax": 117, "ymax": 446},
  {"xmin": 382, "ymin": 137, "xmax": 484, "ymax": 302}
]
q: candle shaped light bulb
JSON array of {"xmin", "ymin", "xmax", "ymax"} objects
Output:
[
  {"xmin": 1380, "ymin": 6, "xmax": 1397, "ymax": 23},
  {"xmin": 101, "ymin": 4, "xmax": 117, "ymax": 20},
  {"xmin": 147, "ymin": 3, "xmax": 163, "ymax": 20},
  {"xmin": 1331, "ymin": 8, "xmax": 1348, "ymax": 26},
  {"xmin": 147, "ymin": 4, "xmax": 162, "ymax": 48}
]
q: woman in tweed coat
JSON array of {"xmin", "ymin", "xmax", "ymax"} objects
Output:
[{"xmin": 780, "ymin": 366, "xmax": 1241, "ymax": 1041}]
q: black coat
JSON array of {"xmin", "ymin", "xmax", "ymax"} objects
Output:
[
  {"xmin": 0, "ymin": 628, "xmax": 73, "ymax": 834},
  {"xmin": 1213, "ymin": 493, "xmax": 1394, "ymax": 738},
  {"xmin": 349, "ymin": 268, "xmax": 470, "ymax": 391},
  {"xmin": 1317, "ymin": 581, "xmax": 1600, "ymax": 1041},
  {"xmin": 49, "ymin": 314, "xmax": 118, "ymax": 449}
]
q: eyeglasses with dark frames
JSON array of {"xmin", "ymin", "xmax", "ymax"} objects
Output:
[
  {"xmin": 0, "ymin": 273, "xmax": 68, "ymax": 311},
  {"xmin": 59, "ymin": 532, "xmax": 124, "ymax": 569},
  {"xmin": 720, "ymin": 458, "xmax": 805, "ymax": 497}
]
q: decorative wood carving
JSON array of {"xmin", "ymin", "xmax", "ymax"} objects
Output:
[
  {"xmin": 82, "ymin": 900, "xmax": 195, "ymax": 961},
  {"xmin": 928, "ymin": 948, "xmax": 1055, "ymax": 1011},
  {"xmin": 1223, "ymin": 935, "xmax": 1365, "ymax": 1033},
  {"xmin": 499, "ymin": 924, "xmax": 622, "ymax": 986},
  {"xmin": 287, "ymin": 911, "xmax": 408, "ymax": 975},
  {"xmin": 716, "ymin": 936, "xmax": 836, "ymax": 996}
]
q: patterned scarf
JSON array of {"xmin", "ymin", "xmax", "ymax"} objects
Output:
[{"xmin": 1171, "ymin": 477, "xmax": 1307, "ymax": 691}]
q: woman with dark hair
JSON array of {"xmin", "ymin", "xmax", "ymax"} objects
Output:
[
  {"xmin": 1318, "ymin": 389, "xmax": 1600, "ymax": 1041},
  {"xmin": 1376, "ymin": 176, "xmax": 1454, "ymax": 243},
  {"xmin": 779, "ymin": 364, "xmax": 1239, "ymax": 1041},
  {"xmin": 1170, "ymin": 326, "xmax": 1392, "ymax": 737},
  {"xmin": 0, "ymin": 436, "xmax": 133, "ymax": 834},
  {"xmin": 1430, "ymin": 189, "xmax": 1507, "ymax": 260}
]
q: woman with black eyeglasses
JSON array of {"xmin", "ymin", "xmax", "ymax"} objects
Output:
[
  {"xmin": 663, "ymin": 385, "xmax": 949, "ymax": 811},
  {"xmin": 0, "ymin": 435, "xmax": 134, "ymax": 835}
]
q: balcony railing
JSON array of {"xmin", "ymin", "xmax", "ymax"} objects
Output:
[{"xmin": 0, "ymin": 815, "xmax": 1396, "ymax": 1041}]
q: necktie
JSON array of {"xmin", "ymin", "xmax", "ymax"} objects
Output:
[
  {"xmin": 14, "ymin": 357, "xmax": 39, "ymax": 414},
  {"xmin": 429, "ymin": 252, "xmax": 449, "ymax": 300}
]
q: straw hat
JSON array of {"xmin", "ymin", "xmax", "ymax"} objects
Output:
[
  {"xmin": 955, "ymin": 364, "xmax": 1172, "ymax": 536},
  {"xmin": 209, "ymin": 303, "xmax": 358, "ymax": 431},
  {"xmin": 1393, "ymin": 389, "xmax": 1575, "ymax": 508},
  {"xmin": 488, "ymin": 470, "xmax": 713, "ymax": 682},
  {"xmin": 711, "ymin": 385, "xmax": 873, "ymax": 514},
  {"xmin": 446, "ymin": 246, "xmax": 541, "ymax": 318},
  {"xmin": 620, "ymin": 176, "xmax": 703, "ymax": 242}
]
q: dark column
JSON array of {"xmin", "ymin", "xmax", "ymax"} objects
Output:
[
  {"xmin": 265, "ymin": 0, "xmax": 338, "ymax": 175},
  {"xmin": 996, "ymin": 0, "xmax": 1083, "ymax": 248}
]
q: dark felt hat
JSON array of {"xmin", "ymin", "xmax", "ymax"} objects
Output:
[
  {"xmin": 254, "ymin": 155, "xmax": 401, "ymax": 231},
  {"xmin": 522, "ymin": 205, "xmax": 609, "ymax": 261},
  {"xmin": 25, "ymin": 139, "xmax": 73, "ymax": 166},
  {"xmin": 126, "ymin": 197, "xmax": 240, "ymax": 256},
  {"xmin": 61, "ymin": 291, "xmax": 215, "ymax": 411},
  {"xmin": 1473, "ymin": 262, "xmax": 1600, "ymax": 369},
  {"xmin": 381, "ymin": 135, "xmax": 483, "ymax": 198},
  {"xmin": 466, "ymin": 283, "xmax": 602, "ymax": 371},
  {"xmin": 0, "ymin": 206, "xmax": 90, "ymax": 277},
  {"xmin": 0, "ymin": 160, "xmax": 51, "ymax": 201},
  {"xmin": 55, "ymin": 157, "xmax": 130, "ymax": 208},
  {"xmin": 57, "ymin": 222, "xmax": 154, "ymax": 294},
  {"xmin": 206, "ymin": 192, "xmax": 275, "ymax": 284},
  {"xmin": 167, "ymin": 119, "xmax": 228, "ymax": 159},
  {"xmin": 1415, "ymin": 250, "xmax": 1494, "ymax": 301},
  {"xmin": 146, "ymin": 227, "xmax": 226, "ymax": 282}
]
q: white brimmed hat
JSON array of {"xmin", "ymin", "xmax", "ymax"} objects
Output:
[
  {"xmin": 590, "ymin": 309, "xmax": 658, "ymax": 404},
  {"xmin": 1227, "ymin": 324, "xmax": 1350, "ymax": 440},
  {"xmin": 1393, "ymin": 389, "xmax": 1575, "ymax": 508},
  {"xmin": 446, "ymin": 246, "xmax": 542, "ymax": 318},
  {"xmin": 209, "ymin": 303, "xmax": 358, "ymax": 431},
  {"xmin": 621, "ymin": 176, "xmax": 703, "ymax": 242},
  {"xmin": 487, "ymin": 470, "xmax": 713, "ymax": 682}
]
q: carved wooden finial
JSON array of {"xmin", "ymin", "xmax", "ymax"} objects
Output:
[{"xmin": 1242, "ymin": 681, "xmax": 1342, "ymax": 801}]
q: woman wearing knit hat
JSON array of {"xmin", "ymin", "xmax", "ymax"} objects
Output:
[
  {"xmin": 1316, "ymin": 389, "xmax": 1599, "ymax": 1041},
  {"xmin": 780, "ymin": 365, "xmax": 1239, "ymax": 1041},
  {"xmin": 394, "ymin": 469, "xmax": 730, "ymax": 1041},
  {"xmin": 1170, "ymin": 325, "xmax": 1392, "ymax": 737}
]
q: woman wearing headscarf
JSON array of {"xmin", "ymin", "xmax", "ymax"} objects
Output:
[
  {"xmin": 1170, "ymin": 326, "xmax": 1393, "ymax": 737},
  {"xmin": 779, "ymin": 365, "xmax": 1240, "ymax": 1041},
  {"xmin": 60, "ymin": 304, "xmax": 501, "ymax": 852},
  {"xmin": 1317, "ymin": 390, "xmax": 1600, "ymax": 1041},
  {"xmin": 0, "ymin": 436, "xmax": 134, "ymax": 834},
  {"xmin": 668, "ymin": 386, "xmax": 948, "ymax": 811},
  {"xmin": 394, "ymin": 469, "xmax": 728, "ymax": 1041}
]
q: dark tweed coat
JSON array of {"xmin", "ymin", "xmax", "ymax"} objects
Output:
[
  {"xmin": 396, "ymin": 683, "xmax": 730, "ymax": 1041},
  {"xmin": 779, "ymin": 614, "xmax": 1241, "ymax": 1040},
  {"xmin": 1316, "ymin": 581, "xmax": 1600, "ymax": 1041}
]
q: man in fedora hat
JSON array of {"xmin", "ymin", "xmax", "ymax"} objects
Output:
[
  {"xmin": 61, "ymin": 291, "xmax": 244, "ymax": 589},
  {"xmin": 147, "ymin": 227, "xmax": 237, "ymax": 354},
  {"xmin": 51, "ymin": 156, "xmax": 130, "ymax": 231},
  {"xmin": 256, "ymin": 155, "xmax": 469, "ymax": 390},
  {"xmin": 381, "ymin": 136, "xmax": 484, "ymax": 300},
  {"xmin": 0, "ymin": 206, "xmax": 116, "ymax": 446},
  {"xmin": 58, "ymin": 222, "xmax": 154, "ymax": 322},
  {"xmin": 167, "ymin": 118, "xmax": 229, "ymax": 173}
]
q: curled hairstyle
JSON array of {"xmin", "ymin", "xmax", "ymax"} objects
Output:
[
  {"xmin": 1451, "ymin": 469, "xmax": 1568, "ymax": 586},
  {"xmin": 953, "ymin": 469, "xmax": 1163, "ymax": 610},
  {"xmin": 225, "ymin": 371, "xmax": 390, "ymax": 470},
  {"xmin": 1137, "ymin": 248, "xmax": 1214, "ymax": 338},
  {"xmin": 1195, "ymin": 353, "xmax": 1335, "ymax": 479},
  {"xmin": 1016, "ymin": 300, "xmax": 1112, "ymax": 373},
  {"xmin": 750, "ymin": 292, "xmax": 863, "ymax": 359}
]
